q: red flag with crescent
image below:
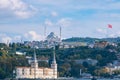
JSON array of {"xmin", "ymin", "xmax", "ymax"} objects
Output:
[{"xmin": 108, "ymin": 24, "xmax": 112, "ymax": 28}]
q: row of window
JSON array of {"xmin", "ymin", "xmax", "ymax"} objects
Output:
[{"xmin": 17, "ymin": 68, "xmax": 54, "ymax": 75}]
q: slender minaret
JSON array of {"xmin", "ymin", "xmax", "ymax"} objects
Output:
[
  {"xmin": 32, "ymin": 49, "xmax": 38, "ymax": 79},
  {"xmin": 33, "ymin": 49, "xmax": 38, "ymax": 68},
  {"xmin": 53, "ymin": 47, "xmax": 56, "ymax": 63},
  {"xmin": 44, "ymin": 25, "xmax": 47, "ymax": 40},
  {"xmin": 51, "ymin": 47, "xmax": 57, "ymax": 78},
  {"xmin": 31, "ymin": 50, "xmax": 38, "ymax": 68},
  {"xmin": 30, "ymin": 49, "xmax": 38, "ymax": 79},
  {"xmin": 31, "ymin": 49, "xmax": 38, "ymax": 66}
]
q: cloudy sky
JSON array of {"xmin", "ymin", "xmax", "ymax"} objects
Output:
[{"xmin": 0, "ymin": 0, "xmax": 120, "ymax": 43}]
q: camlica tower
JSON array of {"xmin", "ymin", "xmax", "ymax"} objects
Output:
[{"xmin": 51, "ymin": 47, "xmax": 57, "ymax": 78}]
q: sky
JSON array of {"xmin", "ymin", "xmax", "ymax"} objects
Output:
[{"xmin": 0, "ymin": 0, "xmax": 120, "ymax": 43}]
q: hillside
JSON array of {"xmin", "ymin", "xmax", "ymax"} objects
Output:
[
  {"xmin": 0, "ymin": 41, "xmax": 120, "ymax": 79},
  {"xmin": 62, "ymin": 37, "xmax": 120, "ymax": 44}
]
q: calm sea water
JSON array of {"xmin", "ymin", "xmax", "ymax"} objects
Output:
[{"xmin": 57, "ymin": 78, "xmax": 120, "ymax": 80}]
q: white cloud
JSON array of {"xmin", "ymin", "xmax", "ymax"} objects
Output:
[
  {"xmin": 0, "ymin": 0, "xmax": 37, "ymax": 19},
  {"xmin": 107, "ymin": 32, "xmax": 120, "ymax": 38},
  {"xmin": 57, "ymin": 18, "xmax": 72, "ymax": 27},
  {"xmin": 96, "ymin": 28, "xmax": 120, "ymax": 38},
  {"xmin": 0, "ymin": 32, "xmax": 44, "ymax": 43},
  {"xmin": 24, "ymin": 31, "xmax": 43, "ymax": 41},
  {"xmin": 13, "ymin": 35, "xmax": 22, "ymax": 42},
  {"xmin": 0, "ymin": 0, "xmax": 11, "ymax": 8},
  {"xmin": 44, "ymin": 20, "xmax": 53, "ymax": 26},
  {"xmin": 51, "ymin": 11, "xmax": 58, "ymax": 17},
  {"xmin": 97, "ymin": 29, "xmax": 106, "ymax": 34},
  {"xmin": 0, "ymin": 33, "xmax": 23, "ymax": 43},
  {"xmin": 36, "ymin": 0, "xmax": 69, "ymax": 6},
  {"xmin": 44, "ymin": 18, "xmax": 72, "ymax": 27},
  {"xmin": 117, "ymin": 32, "xmax": 120, "ymax": 35},
  {"xmin": 14, "ymin": 10, "xmax": 32, "ymax": 18},
  {"xmin": 109, "ymin": 34, "xmax": 116, "ymax": 38},
  {"xmin": 0, "ymin": 33, "xmax": 12, "ymax": 43}
]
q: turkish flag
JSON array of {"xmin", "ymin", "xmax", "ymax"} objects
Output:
[{"xmin": 108, "ymin": 24, "xmax": 112, "ymax": 28}]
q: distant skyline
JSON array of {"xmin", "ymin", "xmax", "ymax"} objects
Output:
[{"xmin": 0, "ymin": 0, "xmax": 120, "ymax": 43}]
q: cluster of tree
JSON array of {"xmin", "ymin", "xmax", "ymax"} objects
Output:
[
  {"xmin": 0, "ymin": 43, "xmax": 29, "ymax": 79},
  {"xmin": 62, "ymin": 37, "xmax": 120, "ymax": 44},
  {"xmin": 0, "ymin": 41, "xmax": 120, "ymax": 79}
]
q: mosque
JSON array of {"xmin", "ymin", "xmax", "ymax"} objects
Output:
[{"xmin": 15, "ymin": 48, "xmax": 57, "ymax": 79}]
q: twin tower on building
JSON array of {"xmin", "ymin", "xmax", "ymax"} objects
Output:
[{"xmin": 16, "ymin": 47, "xmax": 57, "ymax": 79}]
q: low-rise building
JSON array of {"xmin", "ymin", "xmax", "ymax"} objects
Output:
[{"xmin": 105, "ymin": 62, "xmax": 120, "ymax": 74}]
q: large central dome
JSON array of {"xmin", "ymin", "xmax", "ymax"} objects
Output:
[{"xmin": 47, "ymin": 32, "xmax": 59, "ymax": 42}]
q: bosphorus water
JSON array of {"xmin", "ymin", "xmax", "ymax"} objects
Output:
[
  {"xmin": 76, "ymin": 78, "xmax": 120, "ymax": 80},
  {"xmin": 56, "ymin": 77, "xmax": 120, "ymax": 80}
]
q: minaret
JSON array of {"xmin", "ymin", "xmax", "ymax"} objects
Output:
[
  {"xmin": 51, "ymin": 47, "xmax": 57, "ymax": 78},
  {"xmin": 44, "ymin": 25, "xmax": 46, "ymax": 40},
  {"xmin": 30, "ymin": 49, "xmax": 38, "ymax": 79},
  {"xmin": 31, "ymin": 49, "xmax": 38, "ymax": 68}
]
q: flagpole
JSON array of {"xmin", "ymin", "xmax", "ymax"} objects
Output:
[{"xmin": 106, "ymin": 27, "xmax": 108, "ymax": 38}]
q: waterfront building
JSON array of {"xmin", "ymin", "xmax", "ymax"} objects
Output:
[
  {"xmin": 105, "ymin": 62, "xmax": 120, "ymax": 74},
  {"xmin": 15, "ymin": 48, "xmax": 57, "ymax": 79}
]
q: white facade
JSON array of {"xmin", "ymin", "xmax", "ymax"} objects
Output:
[
  {"xmin": 105, "ymin": 62, "xmax": 120, "ymax": 74},
  {"xmin": 16, "ymin": 49, "xmax": 57, "ymax": 79},
  {"xmin": 16, "ymin": 67, "xmax": 56, "ymax": 79}
]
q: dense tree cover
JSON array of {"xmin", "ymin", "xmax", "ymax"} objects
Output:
[
  {"xmin": 0, "ymin": 42, "xmax": 119, "ymax": 79},
  {"xmin": 62, "ymin": 37, "xmax": 120, "ymax": 43},
  {"xmin": 0, "ymin": 43, "xmax": 28, "ymax": 79},
  {"xmin": 62, "ymin": 37, "xmax": 98, "ymax": 43}
]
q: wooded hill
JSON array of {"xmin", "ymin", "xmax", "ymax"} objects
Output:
[
  {"xmin": 63, "ymin": 37, "xmax": 120, "ymax": 43},
  {"xmin": 0, "ymin": 38, "xmax": 120, "ymax": 79}
]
